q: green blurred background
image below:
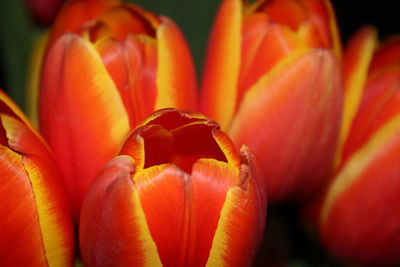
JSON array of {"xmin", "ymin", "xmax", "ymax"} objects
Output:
[{"xmin": 0, "ymin": 1, "xmax": 398, "ymax": 265}]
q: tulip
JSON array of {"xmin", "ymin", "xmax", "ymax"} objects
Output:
[
  {"xmin": 24, "ymin": 0, "xmax": 66, "ymax": 25},
  {"xmin": 200, "ymin": 0, "xmax": 343, "ymax": 201},
  {"xmin": 80, "ymin": 109, "xmax": 266, "ymax": 267},
  {"xmin": 0, "ymin": 90, "xmax": 74, "ymax": 266},
  {"xmin": 313, "ymin": 27, "xmax": 400, "ymax": 265},
  {"xmin": 36, "ymin": 0, "xmax": 198, "ymax": 219}
]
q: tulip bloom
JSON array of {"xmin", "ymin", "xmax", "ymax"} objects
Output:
[
  {"xmin": 37, "ymin": 0, "xmax": 198, "ymax": 219},
  {"xmin": 0, "ymin": 90, "xmax": 74, "ymax": 266},
  {"xmin": 314, "ymin": 27, "xmax": 400, "ymax": 265},
  {"xmin": 80, "ymin": 109, "xmax": 266, "ymax": 267},
  {"xmin": 201, "ymin": 0, "xmax": 343, "ymax": 201}
]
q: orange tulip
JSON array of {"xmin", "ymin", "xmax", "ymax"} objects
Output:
[
  {"xmin": 37, "ymin": 0, "xmax": 198, "ymax": 219},
  {"xmin": 80, "ymin": 109, "xmax": 266, "ymax": 267},
  {"xmin": 313, "ymin": 27, "xmax": 400, "ymax": 265},
  {"xmin": 0, "ymin": 90, "xmax": 74, "ymax": 266},
  {"xmin": 200, "ymin": 0, "xmax": 343, "ymax": 202}
]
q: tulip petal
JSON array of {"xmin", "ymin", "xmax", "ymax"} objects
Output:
[
  {"xmin": 342, "ymin": 67, "xmax": 400, "ymax": 160},
  {"xmin": 155, "ymin": 17, "xmax": 198, "ymax": 111},
  {"xmin": 48, "ymin": 0, "xmax": 120, "ymax": 46},
  {"xmin": 370, "ymin": 37, "xmax": 400, "ymax": 73},
  {"xmin": 335, "ymin": 27, "xmax": 377, "ymax": 166},
  {"xmin": 95, "ymin": 35, "xmax": 158, "ymax": 127},
  {"xmin": 1, "ymin": 114, "xmax": 74, "ymax": 265},
  {"xmin": 229, "ymin": 48, "xmax": 342, "ymax": 200},
  {"xmin": 320, "ymin": 116, "xmax": 400, "ymax": 264},
  {"xmin": 0, "ymin": 147, "xmax": 47, "ymax": 266},
  {"xmin": 95, "ymin": 4, "xmax": 156, "ymax": 41},
  {"xmin": 26, "ymin": 32, "xmax": 48, "ymax": 128},
  {"xmin": 39, "ymin": 34, "xmax": 130, "ymax": 219},
  {"xmin": 80, "ymin": 155, "xmax": 162, "ymax": 266},
  {"xmin": 135, "ymin": 160, "xmax": 237, "ymax": 267},
  {"xmin": 207, "ymin": 148, "xmax": 266, "ymax": 267},
  {"xmin": 201, "ymin": 0, "xmax": 242, "ymax": 129},
  {"xmin": 238, "ymin": 22, "xmax": 304, "ymax": 103},
  {"xmin": 302, "ymin": 0, "xmax": 342, "ymax": 56}
]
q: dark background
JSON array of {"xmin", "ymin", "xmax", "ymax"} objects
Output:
[{"xmin": 0, "ymin": 1, "xmax": 397, "ymax": 265}]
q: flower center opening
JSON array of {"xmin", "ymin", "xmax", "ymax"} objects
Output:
[{"xmin": 142, "ymin": 122, "xmax": 227, "ymax": 174}]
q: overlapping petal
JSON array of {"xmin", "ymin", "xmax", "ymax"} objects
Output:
[
  {"xmin": 38, "ymin": 0, "xmax": 198, "ymax": 219},
  {"xmin": 201, "ymin": 0, "xmax": 343, "ymax": 201},
  {"xmin": 80, "ymin": 109, "xmax": 266, "ymax": 267},
  {"xmin": 0, "ymin": 90, "xmax": 74, "ymax": 266}
]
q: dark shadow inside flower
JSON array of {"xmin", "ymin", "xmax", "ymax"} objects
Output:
[{"xmin": 141, "ymin": 121, "xmax": 227, "ymax": 174}]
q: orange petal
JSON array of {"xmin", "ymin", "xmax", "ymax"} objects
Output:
[
  {"xmin": 0, "ymin": 147, "xmax": 48, "ymax": 266},
  {"xmin": 201, "ymin": 0, "xmax": 242, "ymax": 130},
  {"xmin": 1, "ymin": 111, "xmax": 74, "ymax": 266},
  {"xmin": 342, "ymin": 67, "xmax": 400, "ymax": 160},
  {"xmin": 302, "ymin": 0, "xmax": 342, "ymax": 56},
  {"xmin": 48, "ymin": 0, "xmax": 120, "ymax": 46},
  {"xmin": 238, "ymin": 22, "xmax": 304, "ymax": 104},
  {"xmin": 80, "ymin": 155, "xmax": 162, "ymax": 266},
  {"xmin": 95, "ymin": 35, "xmax": 158, "ymax": 127},
  {"xmin": 334, "ymin": 26, "xmax": 377, "ymax": 166},
  {"xmin": 229, "ymin": 48, "xmax": 342, "ymax": 201},
  {"xmin": 134, "ymin": 160, "xmax": 236, "ymax": 266},
  {"xmin": 39, "ymin": 34, "xmax": 130, "ymax": 219},
  {"xmin": 258, "ymin": 0, "xmax": 308, "ymax": 30},
  {"xmin": 320, "ymin": 116, "xmax": 400, "ymax": 264},
  {"xmin": 94, "ymin": 4, "xmax": 156, "ymax": 41},
  {"xmin": 207, "ymin": 147, "xmax": 266, "ymax": 266},
  {"xmin": 155, "ymin": 17, "xmax": 198, "ymax": 112}
]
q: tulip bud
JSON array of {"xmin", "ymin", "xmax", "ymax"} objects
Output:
[
  {"xmin": 200, "ymin": 0, "xmax": 343, "ymax": 201},
  {"xmin": 36, "ymin": 0, "xmax": 198, "ymax": 219},
  {"xmin": 80, "ymin": 109, "xmax": 266, "ymax": 267},
  {"xmin": 0, "ymin": 90, "xmax": 74, "ymax": 266},
  {"xmin": 314, "ymin": 27, "xmax": 400, "ymax": 265}
]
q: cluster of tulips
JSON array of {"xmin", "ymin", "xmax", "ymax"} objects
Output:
[{"xmin": 1, "ymin": 0, "xmax": 399, "ymax": 266}]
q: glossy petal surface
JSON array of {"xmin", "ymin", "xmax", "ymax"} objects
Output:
[{"xmin": 40, "ymin": 34, "xmax": 130, "ymax": 219}]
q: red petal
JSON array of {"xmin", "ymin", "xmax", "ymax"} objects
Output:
[
  {"xmin": 48, "ymin": 0, "xmax": 120, "ymax": 46},
  {"xmin": 343, "ymin": 68, "xmax": 400, "ymax": 160},
  {"xmin": 206, "ymin": 147, "xmax": 266, "ymax": 266},
  {"xmin": 335, "ymin": 27, "xmax": 377, "ymax": 165},
  {"xmin": 39, "ymin": 34, "xmax": 130, "ymax": 219},
  {"xmin": 320, "ymin": 117, "xmax": 400, "ymax": 265},
  {"xmin": 80, "ymin": 155, "xmax": 162, "ymax": 266},
  {"xmin": 0, "ymin": 147, "xmax": 47, "ymax": 266},
  {"xmin": 95, "ymin": 35, "xmax": 158, "ymax": 127},
  {"xmin": 229, "ymin": 48, "xmax": 342, "ymax": 201}
]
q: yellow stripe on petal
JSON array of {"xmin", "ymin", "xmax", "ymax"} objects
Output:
[
  {"xmin": 26, "ymin": 31, "xmax": 49, "ymax": 128},
  {"xmin": 131, "ymin": 190, "xmax": 163, "ymax": 267},
  {"xmin": 155, "ymin": 18, "xmax": 198, "ymax": 111},
  {"xmin": 334, "ymin": 27, "xmax": 377, "ymax": 167},
  {"xmin": 24, "ymin": 158, "xmax": 73, "ymax": 267},
  {"xmin": 201, "ymin": 0, "xmax": 242, "ymax": 130},
  {"xmin": 321, "ymin": 115, "xmax": 400, "ymax": 223},
  {"xmin": 206, "ymin": 186, "xmax": 258, "ymax": 267}
]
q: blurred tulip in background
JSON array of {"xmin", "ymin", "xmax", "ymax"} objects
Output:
[
  {"xmin": 312, "ymin": 27, "xmax": 400, "ymax": 265},
  {"xmin": 80, "ymin": 109, "xmax": 266, "ymax": 267},
  {"xmin": 34, "ymin": 0, "xmax": 198, "ymax": 219},
  {"xmin": 0, "ymin": 90, "xmax": 74, "ymax": 266},
  {"xmin": 24, "ymin": 0, "xmax": 66, "ymax": 25},
  {"xmin": 201, "ymin": 0, "xmax": 343, "ymax": 202}
]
